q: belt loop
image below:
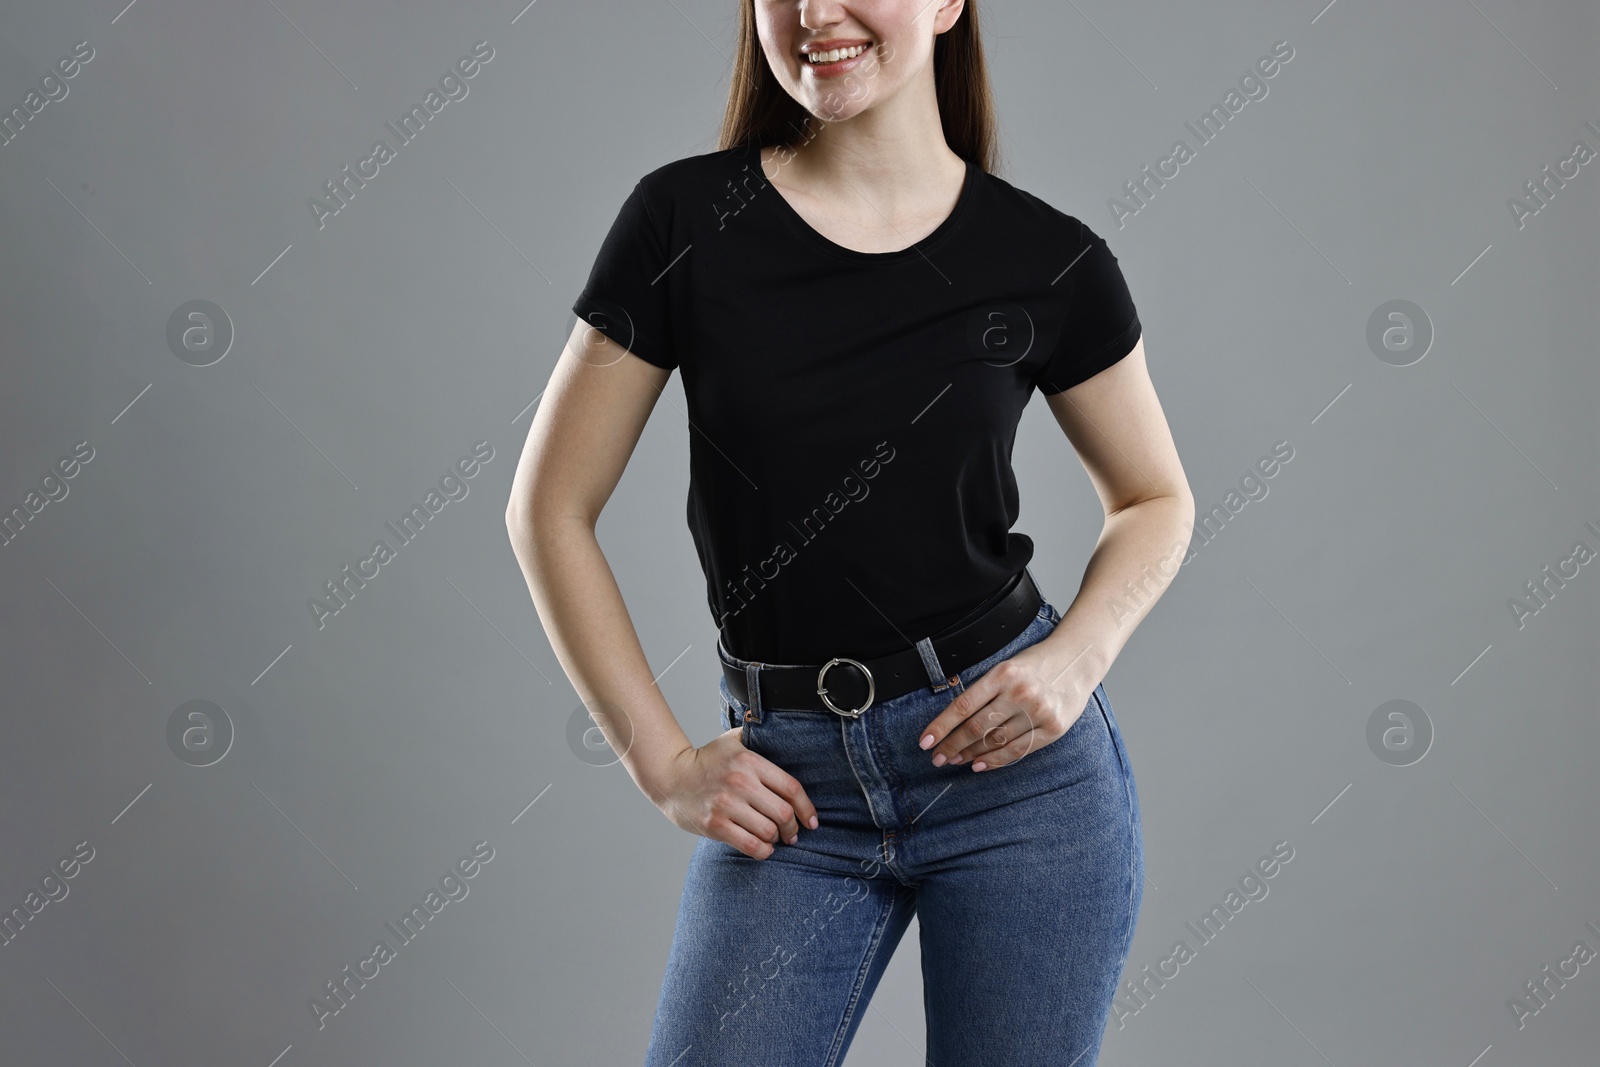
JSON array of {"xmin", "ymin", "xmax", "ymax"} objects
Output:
[
  {"xmin": 914, "ymin": 636, "xmax": 954, "ymax": 692},
  {"xmin": 743, "ymin": 662, "xmax": 764, "ymax": 723}
]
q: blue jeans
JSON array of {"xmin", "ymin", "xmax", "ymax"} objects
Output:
[{"xmin": 644, "ymin": 596, "xmax": 1144, "ymax": 1066}]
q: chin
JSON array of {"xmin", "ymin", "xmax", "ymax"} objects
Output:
[{"xmin": 807, "ymin": 96, "xmax": 874, "ymax": 123}]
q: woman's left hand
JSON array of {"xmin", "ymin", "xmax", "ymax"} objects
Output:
[{"xmin": 917, "ymin": 642, "xmax": 1092, "ymax": 771}]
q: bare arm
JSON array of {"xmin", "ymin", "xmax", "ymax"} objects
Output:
[
  {"xmin": 504, "ymin": 321, "xmax": 683, "ymax": 788},
  {"xmin": 504, "ymin": 322, "xmax": 817, "ymax": 857},
  {"xmin": 921, "ymin": 336, "xmax": 1196, "ymax": 768},
  {"xmin": 1034, "ymin": 335, "xmax": 1194, "ymax": 685}
]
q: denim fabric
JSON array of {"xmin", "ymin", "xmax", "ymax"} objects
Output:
[{"xmin": 644, "ymin": 597, "xmax": 1144, "ymax": 1066}]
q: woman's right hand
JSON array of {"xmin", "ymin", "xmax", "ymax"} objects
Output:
[{"xmin": 650, "ymin": 729, "xmax": 819, "ymax": 860}]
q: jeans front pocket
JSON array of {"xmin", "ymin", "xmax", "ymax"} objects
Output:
[{"xmin": 949, "ymin": 598, "xmax": 1060, "ymax": 697}]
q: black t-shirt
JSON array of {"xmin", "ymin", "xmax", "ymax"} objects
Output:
[{"xmin": 571, "ymin": 142, "xmax": 1141, "ymax": 664}]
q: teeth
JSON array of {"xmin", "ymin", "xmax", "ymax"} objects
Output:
[{"xmin": 805, "ymin": 44, "xmax": 869, "ymax": 64}]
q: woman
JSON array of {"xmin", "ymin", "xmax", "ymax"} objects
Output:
[{"xmin": 505, "ymin": 1, "xmax": 1194, "ymax": 1063}]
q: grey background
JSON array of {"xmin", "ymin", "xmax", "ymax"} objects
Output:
[{"xmin": 1, "ymin": 0, "xmax": 1595, "ymax": 1064}]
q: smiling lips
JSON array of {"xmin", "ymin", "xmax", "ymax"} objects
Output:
[{"xmin": 800, "ymin": 40, "xmax": 875, "ymax": 75}]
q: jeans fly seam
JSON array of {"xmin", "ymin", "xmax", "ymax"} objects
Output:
[
  {"xmin": 837, "ymin": 717, "xmax": 889, "ymax": 832},
  {"xmin": 868, "ymin": 708, "xmax": 917, "ymax": 835}
]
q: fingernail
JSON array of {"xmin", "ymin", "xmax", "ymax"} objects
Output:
[
  {"xmin": 808, "ymin": 816, "xmax": 818, "ymax": 829},
  {"xmin": 932, "ymin": 753, "xmax": 947, "ymax": 767},
  {"xmin": 786, "ymin": 835, "xmax": 798, "ymax": 845},
  {"xmin": 972, "ymin": 761, "xmax": 987, "ymax": 771},
  {"xmin": 949, "ymin": 754, "xmax": 964, "ymax": 765},
  {"xmin": 919, "ymin": 734, "xmax": 936, "ymax": 750}
]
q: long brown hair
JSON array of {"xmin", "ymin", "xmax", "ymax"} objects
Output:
[{"xmin": 716, "ymin": 1, "xmax": 1000, "ymax": 174}]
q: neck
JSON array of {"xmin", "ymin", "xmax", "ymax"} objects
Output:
[{"xmin": 766, "ymin": 68, "xmax": 964, "ymax": 200}]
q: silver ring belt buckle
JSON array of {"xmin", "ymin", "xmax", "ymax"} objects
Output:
[{"xmin": 816, "ymin": 656, "xmax": 874, "ymax": 717}]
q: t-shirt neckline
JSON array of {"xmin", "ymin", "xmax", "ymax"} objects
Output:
[{"xmin": 751, "ymin": 144, "xmax": 980, "ymax": 264}]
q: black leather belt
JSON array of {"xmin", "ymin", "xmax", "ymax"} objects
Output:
[{"xmin": 718, "ymin": 568, "xmax": 1043, "ymax": 717}]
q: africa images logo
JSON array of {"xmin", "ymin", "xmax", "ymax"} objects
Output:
[{"xmin": 307, "ymin": 840, "xmax": 496, "ymax": 1031}]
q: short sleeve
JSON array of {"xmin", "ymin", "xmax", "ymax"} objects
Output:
[
  {"xmin": 1033, "ymin": 220, "xmax": 1141, "ymax": 395},
  {"xmin": 571, "ymin": 179, "xmax": 679, "ymax": 370}
]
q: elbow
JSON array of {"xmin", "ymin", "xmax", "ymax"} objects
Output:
[
  {"xmin": 1170, "ymin": 487, "xmax": 1196, "ymax": 545},
  {"xmin": 1174, "ymin": 486, "xmax": 1196, "ymax": 527},
  {"xmin": 504, "ymin": 494, "xmax": 595, "ymax": 551},
  {"xmin": 504, "ymin": 500, "xmax": 529, "ymax": 535},
  {"xmin": 504, "ymin": 477, "xmax": 548, "ymax": 537},
  {"xmin": 505, "ymin": 494, "xmax": 543, "ymax": 557},
  {"xmin": 504, "ymin": 493, "xmax": 528, "ymax": 533}
]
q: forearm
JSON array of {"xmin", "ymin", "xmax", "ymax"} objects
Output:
[
  {"xmin": 505, "ymin": 509, "xmax": 692, "ymax": 800},
  {"xmin": 1031, "ymin": 493, "xmax": 1194, "ymax": 693}
]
